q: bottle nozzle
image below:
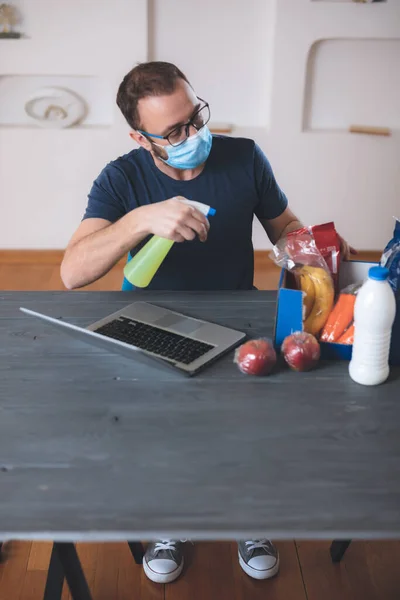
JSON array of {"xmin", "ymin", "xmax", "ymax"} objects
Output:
[{"xmin": 180, "ymin": 199, "xmax": 216, "ymax": 218}]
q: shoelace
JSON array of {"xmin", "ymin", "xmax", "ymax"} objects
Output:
[
  {"xmin": 245, "ymin": 539, "xmax": 273, "ymax": 553},
  {"xmin": 154, "ymin": 540, "xmax": 177, "ymax": 554}
]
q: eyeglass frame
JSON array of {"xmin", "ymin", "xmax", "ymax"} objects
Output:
[{"xmin": 136, "ymin": 97, "xmax": 210, "ymax": 147}]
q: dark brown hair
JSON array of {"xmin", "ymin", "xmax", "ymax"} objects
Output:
[{"xmin": 116, "ymin": 61, "xmax": 191, "ymax": 130}]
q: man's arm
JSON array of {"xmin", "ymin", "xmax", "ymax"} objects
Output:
[
  {"xmin": 259, "ymin": 207, "xmax": 302, "ymax": 245},
  {"xmin": 60, "ymin": 199, "xmax": 210, "ymax": 290},
  {"xmin": 60, "ymin": 211, "xmax": 149, "ymax": 290}
]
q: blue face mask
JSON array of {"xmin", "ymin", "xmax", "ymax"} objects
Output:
[{"xmin": 154, "ymin": 125, "xmax": 212, "ymax": 170}]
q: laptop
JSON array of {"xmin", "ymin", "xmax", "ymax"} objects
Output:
[{"xmin": 20, "ymin": 301, "xmax": 246, "ymax": 376}]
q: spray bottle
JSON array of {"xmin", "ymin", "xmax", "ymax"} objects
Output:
[{"xmin": 123, "ymin": 199, "xmax": 216, "ymax": 288}]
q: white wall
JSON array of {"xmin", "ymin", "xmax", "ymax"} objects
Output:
[
  {"xmin": 151, "ymin": 0, "xmax": 275, "ymax": 128},
  {"xmin": 0, "ymin": 0, "xmax": 399, "ymax": 251},
  {"xmin": 0, "ymin": 0, "xmax": 147, "ymax": 249}
]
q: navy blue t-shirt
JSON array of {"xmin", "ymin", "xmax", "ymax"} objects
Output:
[{"xmin": 83, "ymin": 135, "xmax": 288, "ymax": 290}]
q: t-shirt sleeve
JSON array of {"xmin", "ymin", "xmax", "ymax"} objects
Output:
[
  {"xmin": 253, "ymin": 143, "xmax": 288, "ymax": 220},
  {"xmin": 82, "ymin": 163, "xmax": 130, "ymax": 223}
]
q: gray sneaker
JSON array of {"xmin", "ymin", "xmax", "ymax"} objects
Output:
[
  {"xmin": 238, "ymin": 539, "xmax": 280, "ymax": 580},
  {"xmin": 143, "ymin": 540, "xmax": 184, "ymax": 584}
]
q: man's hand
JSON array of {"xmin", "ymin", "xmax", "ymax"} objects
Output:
[
  {"xmin": 141, "ymin": 197, "xmax": 210, "ymax": 243},
  {"xmin": 339, "ymin": 235, "xmax": 357, "ymax": 260},
  {"xmin": 262, "ymin": 208, "xmax": 357, "ymax": 260}
]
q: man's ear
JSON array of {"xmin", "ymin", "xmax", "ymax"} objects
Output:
[{"xmin": 130, "ymin": 130, "xmax": 152, "ymax": 151}]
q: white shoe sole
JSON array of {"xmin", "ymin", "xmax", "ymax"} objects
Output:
[
  {"xmin": 143, "ymin": 556, "xmax": 184, "ymax": 584},
  {"xmin": 238, "ymin": 551, "xmax": 280, "ymax": 580}
]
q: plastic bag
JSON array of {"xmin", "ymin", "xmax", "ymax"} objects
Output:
[
  {"xmin": 381, "ymin": 217, "xmax": 400, "ymax": 295},
  {"xmin": 271, "ymin": 230, "xmax": 335, "ymax": 337},
  {"xmin": 272, "ymin": 227, "xmax": 331, "ymax": 272},
  {"xmin": 336, "ymin": 323, "xmax": 354, "ymax": 345},
  {"xmin": 276, "ymin": 222, "xmax": 341, "ymax": 288},
  {"xmin": 320, "ymin": 282, "xmax": 361, "ymax": 343}
]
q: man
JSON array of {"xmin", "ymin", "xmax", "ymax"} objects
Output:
[{"xmin": 61, "ymin": 61, "xmax": 353, "ymax": 584}]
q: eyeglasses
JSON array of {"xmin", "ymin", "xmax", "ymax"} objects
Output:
[{"xmin": 137, "ymin": 97, "xmax": 210, "ymax": 147}]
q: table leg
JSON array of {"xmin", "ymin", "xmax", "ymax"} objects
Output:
[
  {"xmin": 43, "ymin": 543, "xmax": 92, "ymax": 600},
  {"xmin": 127, "ymin": 541, "xmax": 145, "ymax": 564},
  {"xmin": 43, "ymin": 543, "xmax": 64, "ymax": 600},
  {"xmin": 330, "ymin": 540, "xmax": 352, "ymax": 563},
  {"xmin": 0, "ymin": 541, "xmax": 11, "ymax": 564}
]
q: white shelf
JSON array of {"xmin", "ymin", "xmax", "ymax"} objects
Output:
[
  {"xmin": 302, "ymin": 128, "xmax": 398, "ymax": 137},
  {"xmin": 311, "ymin": 1, "xmax": 386, "ymax": 3},
  {"xmin": 0, "ymin": 37, "xmax": 30, "ymax": 43}
]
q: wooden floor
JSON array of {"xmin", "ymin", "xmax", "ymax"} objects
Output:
[
  {"xmin": 2, "ymin": 249, "xmax": 398, "ymax": 600},
  {"xmin": 0, "ymin": 250, "xmax": 282, "ymax": 292},
  {"xmin": 1, "ymin": 540, "xmax": 400, "ymax": 600}
]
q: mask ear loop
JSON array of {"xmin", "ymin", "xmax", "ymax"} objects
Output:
[{"xmin": 148, "ymin": 138, "xmax": 170, "ymax": 165}]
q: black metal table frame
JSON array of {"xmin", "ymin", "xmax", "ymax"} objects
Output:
[{"xmin": 42, "ymin": 541, "xmax": 144, "ymax": 600}]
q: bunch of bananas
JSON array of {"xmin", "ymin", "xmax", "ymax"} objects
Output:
[{"xmin": 297, "ymin": 266, "xmax": 335, "ymax": 336}]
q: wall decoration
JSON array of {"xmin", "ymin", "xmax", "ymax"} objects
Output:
[
  {"xmin": 0, "ymin": 3, "xmax": 22, "ymax": 38},
  {"xmin": 0, "ymin": 75, "xmax": 113, "ymax": 128},
  {"xmin": 24, "ymin": 87, "xmax": 87, "ymax": 129},
  {"xmin": 303, "ymin": 39, "xmax": 400, "ymax": 132}
]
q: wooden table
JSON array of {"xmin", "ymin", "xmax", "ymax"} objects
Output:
[{"xmin": 1, "ymin": 291, "xmax": 400, "ymax": 598}]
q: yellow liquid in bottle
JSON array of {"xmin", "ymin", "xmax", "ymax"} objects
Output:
[{"xmin": 123, "ymin": 236, "xmax": 174, "ymax": 288}]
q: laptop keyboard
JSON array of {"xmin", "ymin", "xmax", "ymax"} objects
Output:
[{"xmin": 95, "ymin": 316, "xmax": 214, "ymax": 365}]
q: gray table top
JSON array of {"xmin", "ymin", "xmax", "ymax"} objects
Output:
[{"xmin": 0, "ymin": 291, "xmax": 399, "ymax": 542}]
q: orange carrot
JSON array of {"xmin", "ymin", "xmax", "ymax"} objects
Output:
[
  {"xmin": 320, "ymin": 293, "xmax": 356, "ymax": 343},
  {"xmin": 337, "ymin": 323, "xmax": 355, "ymax": 345}
]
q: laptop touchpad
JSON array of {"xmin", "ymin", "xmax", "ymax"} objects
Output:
[{"xmin": 156, "ymin": 314, "xmax": 204, "ymax": 334}]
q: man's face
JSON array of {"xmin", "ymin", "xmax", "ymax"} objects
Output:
[{"xmin": 131, "ymin": 79, "xmax": 201, "ymax": 160}]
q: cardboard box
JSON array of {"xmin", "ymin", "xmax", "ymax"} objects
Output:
[{"xmin": 274, "ymin": 261, "xmax": 400, "ymax": 365}]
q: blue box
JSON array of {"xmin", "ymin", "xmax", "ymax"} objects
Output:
[{"xmin": 274, "ymin": 261, "xmax": 400, "ymax": 365}]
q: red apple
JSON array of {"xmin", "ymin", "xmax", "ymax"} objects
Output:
[
  {"xmin": 234, "ymin": 338, "xmax": 277, "ymax": 376},
  {"xmin": 282, "ymin": 331, "xmax": 320, "ymax": 372}
]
